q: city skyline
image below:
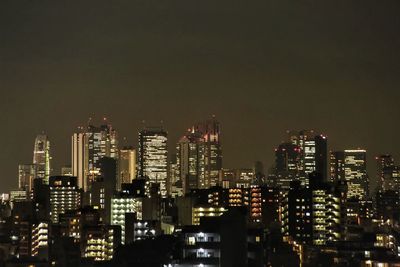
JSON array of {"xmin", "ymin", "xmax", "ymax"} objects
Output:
[
  {"xmin": 1, "ymin": 1, "xmax": 399, "ymax": 193},
  {"xmin": 1, "ymin": 1, "xmax": 400, "ymax": 266},
  {"xmin": 3, "ymin": 118, "xmax": 398, "ymax": 193}
]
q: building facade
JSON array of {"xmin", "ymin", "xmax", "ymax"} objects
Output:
[
  {"xmin": 33, "ymin": 134, "xmax": 51, "ymax": 184},
  {"xmin": 49, "ymin": 176, "xmax": 81, "ymax": 223},
  {"xmin": 138, "ymin": 127, "xmax": 168, "ymax": 198}
]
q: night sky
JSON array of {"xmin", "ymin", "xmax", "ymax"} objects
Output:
[{"xmin": 1, "ymin": 0, "xmax": 399, "ymax": 192}]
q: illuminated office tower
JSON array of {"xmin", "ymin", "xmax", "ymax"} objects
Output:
[
  {"xmin": 176, "ymin": 130, "xmax": 205, "ymax": 193},
  {"xmin": 168, "ymin": 156, "xmax": 182, "ymax": 196},
  {"xmin": 86, "ymin": 124, "xmax": 118, "ymax": 185},
  {"xmin": 275, "ymin": 143, "xmax": 302, "ymax": 173},
  {"xmin": 376, "ymin": 154, "xmax": 400, "ymax": 191},
  {"xmin": 175, "ymin": 118, "xmax": 222, "ymax": 191},
  {"xmin": 288, "ymin": 130, "xmax": 328, "ymax": 182},
  {"xmin": 72, "ymin": 123, "xmax": 118, "ymax": 191},
  {"xmin": 118, "ymin": 147, "xmax": 136, "ymax": 190},
  {"xmin": 18, "ymin": 164, "xmax": 37, "ymax": 193},
  {"xmin": 138, "ymin": 127, "xmax": 168, "ymax": 198},
  {"xmin": 330, "ymin": 151, "xmax": 345, "ymax": 182},
  {"xmin": 33, "ymin": 134, "xmax": 51, "ymax": 184},
  {"xmin": 49, "ymin": 176, "xmax": 81, "ymax": 223},
  {"xmin": 193, "ymin": 118, "xmax": 222, "ymax": 188},
  {"xmin": 346, "ymin": 150, "xmax": 368, "ymax": 199},
  {"xmin": 274, "ymin": 143, "xmax": 303, "ymax": 189},
  {"xmin": 330, "ymin": 150, "xmax": 368, "ymax": 200}
]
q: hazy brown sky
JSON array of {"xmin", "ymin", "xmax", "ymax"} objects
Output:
[{"xmin": 1, "ymin": 0, "xmax": 399, "ymax": 191}]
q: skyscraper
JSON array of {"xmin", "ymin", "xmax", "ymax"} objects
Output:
[
  {"xmin": 330, "ymin": 151, "xmax": 345, "ymax": 182},
  {"xmin": 376, "ymin": 154, "xmax": 400, "ymax": 191},
  {"xmin": 274, "ymin": 142, "xmax": 306, "ymax": 189},
  {"xmin": 138, "ymin": 127, "xmax": 168, "ymax": 198},
  {"xmin": 33, "ymin": 134, "xmax": 51, "ymax": 184},
  {"xmin": 330, "ymin": 150, "xmax": 369, "ymax": 200},
  {"xmin": 287, "ymin": 130, "xmax": 328, "ymax": 182},
  {"xmin": 72, "ymin": 132, "xmax": 88, "ymax": 190},
  {"xmin": 90, "ymin": 157, "xmax": 117, "ymax": 224},
  {"xmin": 193, "ymin": 117, "xmax": 222, "ymax": 188},
  {"xmin": 118, "ymin": 146, "xmax": 136, "ymax": 190},
  {"xmin": 176, "ymin": 130, "xmax": 205, "ymax": 193},
  {"xmin": 275, "ymin": 143, "xmax": 302, "ymax": 173},
  {"xmin": 18, "ymin": 164, "xmax": 37, "ymax": 193},
  {"xmin": 72, "ymin": 123, "xmax": 118, "ymax": 191},
  {"xmin": 175, "ymin": 117, "xmax": 222, "ymax": 193},
  {"xmin": 253, "ymin": 161, "xmax": 265, "ymax": 185}
]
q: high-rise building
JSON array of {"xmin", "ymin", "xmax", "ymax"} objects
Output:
[
  {"xmin": 33, "ymin": 134, "xmax": 51, "ymax": 184},
  {"xmin": 287, "ymin": 130, "xmax": 328, "ymax": 182},
  {"xmin": 168, "ymin": 156, "xmax": 181, "ymax": 196},
  {"xmin": 274, "ymin": 143, "xmax": 303, "ymax": 188},
  {"xmin": 138, "ymin": 127, "xmax": 168, "ymax": 198},
  {"xmin": 194, "ymin": 118, "xmax": 222, "ymax": 188},
  {"xmin": 31, "ymin": 222, "xmax": 49, "ymax": 259},
  {"xmin": 376, "ymin": 154, "xmax": 400, "ymax": 191},
  {"xmin": 330, "ymin": 150, "xmax": 368, "ymax": 200},
  {"xmin": 9, "ymin": 190, "xmax": 28, "ymax": 208},
  {"xmin": 176, "ymin": 131, "xmax": 205, "ymax": 193},
  {"xmin": 175, "ymin": 117, "xmax": 222, "ymax": 193},
  {"xmin": 282, "ymin": 178, "xmax": 342, "ymax": 246},
  {"xmin": 72, "ymin": 123, "xmax": 118, "ymax": 191},
  {"xmin": 275, "ymin": 143, "xmax": 302, "ymax": 173},
  {"xmin": 170, "ymin": 208, "xmax": 264, "ymax": 267},
  {"xmin": 330, "ymin": 151, "xmax": 345, "ymax": 182},
  {"xmin": 375, "ymin": 190, "xmax": 400, "ymax": 224},
  {"xmin": 49, "ymin": 176, "xmax": 81, "ymax": 223},
  {"xmin": 345, "ymin": 150, "xmax": 368, "ymax": 200},
  {"xmin": 61, "ymin": 166, "xmax": 73, "ymax": 176},
  {"xmin": 253, "ymin": 161, "xmax": 265, "ymax": 185},
  {"xmin": 82, "ymin": 225, "xmax": 121, "ymax": 261},
  {"xmin": 220, "ymin": 169, "xmax": 235, "ymax": 188},
  {"xmin": 235, "ymin": 169, "xmax": 255, "ymax": 188},
  {"xmin": 90, "ymin": 157, "xmax": 117, "ymax": 224},
  {"xmin": 118, "ymin": 146, "xmax": 136, "ymax": 190},
  {"xmin": 18, "ymin": 164, "xmax": 37, "ymax": 193},
  {"xmin": 110, "ymin": 196, "xmax": 142, "ymax": 244},
  {"xmin": 72, "ymin": 132, "xmax": 88, "ymax": 190}
]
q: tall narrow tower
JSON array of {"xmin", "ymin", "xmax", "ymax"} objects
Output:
[
  {"xmin": 33, "ymin": 134, "xmax": 51, "ymax": 184},
  {"xmin": 193, "ymin": 117, "xmax": 222, "ymax": 188}
]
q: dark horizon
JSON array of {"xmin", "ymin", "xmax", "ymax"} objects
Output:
[{"xmin": 1, "ymin": 0, "xmax": 400, "ymax": 192}]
